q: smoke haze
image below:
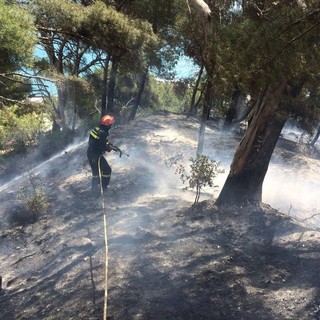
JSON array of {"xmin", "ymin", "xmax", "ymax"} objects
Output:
[{"xmin": 1, "ymin": 113, "xmax": 319, "ymax": 228}]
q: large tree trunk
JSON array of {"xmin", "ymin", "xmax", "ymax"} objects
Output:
[{"xmin": 216, "ymin": 82, "xmax": 288, "ymax": 206}]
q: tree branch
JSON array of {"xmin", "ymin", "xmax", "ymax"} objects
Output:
[
  {"xmin": 3, "ymin": 73, "xmax": 58, "ymax": 83},
  {"xmin": 188, "ymin": 0, "xmax": 212, "ymax": 40},
  {"xmin": 301, "ymin": 212, "xmax": 320, "ymax": 222},
  {"xmin": 0, "ymin": 73, "xmax": 31, "ymax": 85},
  {"xmin": 78, "ymin": 57, "xmax": 101, "ymax": 74},
  {"xmin": 0, "ymin": 96, "xmax": 34, "ymax": 106},
  {"xmin": 36, "ymin": 25, "xmax": 88, "ymax": 41},
  {"xmin": 261, "ymin": 20, "xmax": 320, "ymax": 69}
]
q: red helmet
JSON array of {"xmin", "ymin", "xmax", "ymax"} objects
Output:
[{"xmin": 100, "ymin": 115, "xmax": 115, "ymax": 126}]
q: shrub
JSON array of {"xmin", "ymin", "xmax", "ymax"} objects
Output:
[
  {"xmin": 0, "ymin": 105, "xmax": 47, "ymax": 155},
  {"xmin": 175, "ymin": 155, "xmax": 225, "ymax": 204},
  {"xmin": 13, "ymin": 174, "xmax": 49, "ymax": 225}
]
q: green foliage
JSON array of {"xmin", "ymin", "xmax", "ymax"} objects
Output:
[
  {"xmin": 0, "ymin": 0, "xmax": 37, "ymax": 73},
  {"xmin": 31, "ymin": 0, "xmax": 160, "ymax": 128},
  {"xmin": 85, "ymin": 69, "xmax": 193, "ymax": 115},
  {"xmin": 32, "ymin": 0, "xmax": 83, "ymax": 33},
  {"xmin": 80, "ymin": 1, "xmax": 159, "ymax": 70},
  {"xmin": 144, "ymin": 77, "xmax": 193, "ymax": 112},
  {"xmin": 175, "ymin": 155, "xmax": 225, "ymax": 204},
  {"xmin": 13, "ymin": 174, "xmax": 49, "ymax": 225},
  {"xmin": 0, "ymin": 105, "xmax": 47, "ymax": 153},
  {"xmin": 64, "ymin": 76, "xmax": 96, "ymax": 119},
  {"xmin": 177, "ymin": 0, "xmax": 320, "ymax": 126},
  {"xmin": 0, "ymin": 0, "xmax": 37, "ymax": 107},
  {"xmin": 119, "ymin": 0, "xmax": 183, "ymax": 75},
  {"xmin": 32, "ymin": 0, "xmax": 159, "ymax": 72},
  {"xmin": 0, "ymin": 75, "xmax": 33, "ymax": 104}
]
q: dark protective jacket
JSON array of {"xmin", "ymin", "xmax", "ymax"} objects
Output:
[{"xmin": 87, "ymin": 125, "xmax": 112, "ymax": 159}]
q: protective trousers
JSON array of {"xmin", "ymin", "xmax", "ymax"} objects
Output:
[{"xmin": 88, "ymin": 155, "xmax": 112, "ymax": 194}]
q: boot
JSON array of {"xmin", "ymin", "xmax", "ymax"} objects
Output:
[{"xmin": 91, "ymin": 177, "xmax": 101, "ymax": 197}]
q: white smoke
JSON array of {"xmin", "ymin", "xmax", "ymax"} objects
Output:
[
  {"xmin": 1, "ymin": 113, "xmax": 319, "ymax": 229},
  {"xmin": 263, "ymin": 163, "xmax": 320, "ymax": 219}
]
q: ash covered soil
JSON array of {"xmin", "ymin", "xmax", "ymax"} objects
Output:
[{"xmin": 1, "ymin": 112, "xmax": 320, "ymax": 320}]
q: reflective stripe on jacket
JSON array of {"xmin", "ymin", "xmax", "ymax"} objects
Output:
[{"xmin": 87, "ymin": 126, "xmax": 110, "ymax": 158}]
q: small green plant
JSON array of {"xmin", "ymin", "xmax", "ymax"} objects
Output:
[
  {"xmin": 175, "ymin": 155, "xmax": 225, "ymax": 204},
  {"xmin": 16, "ymin": 174, "xmax": 49, "ymax": 224}
]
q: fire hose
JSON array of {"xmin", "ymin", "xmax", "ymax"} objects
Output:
[
  {"xmin": 97, "ymin": 145, "xmax": 129, "ymax": 320},
  {"xmin": 97, "ymin": 156, "xmax": 109, "ymax": 320},
  {"xmin": 109, "ymin": 144, "xmax": 130, "ymax": 158}
]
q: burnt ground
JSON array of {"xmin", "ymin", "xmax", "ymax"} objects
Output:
[{"xmin": 0, "ymin": 112, "xmax": 320, "ymax": 320}]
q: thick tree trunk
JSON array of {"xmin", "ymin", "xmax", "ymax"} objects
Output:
[
  {"xmin": 216, "ymin": 82, "xmax": 288, "ymax": 206},
  {"xmin": 129, "ymin": 69, "xmax": 148, "ymax": 121},
  {"xmin": 106, "ymin": 58, "xmax": 118, "ymax": 115}
]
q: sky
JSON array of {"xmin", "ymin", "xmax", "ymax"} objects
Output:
[{"xmin": 33, "ymin": 46, "xmax": 199, "ymax": 96}]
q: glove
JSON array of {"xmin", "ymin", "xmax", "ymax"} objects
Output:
[{"xmin": 105, "ymin": 143, "xmax": 113, "ymax": 152}]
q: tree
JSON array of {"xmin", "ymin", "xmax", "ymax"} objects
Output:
[
  {"xmin": 110, "ymin": 0, "xmax": 184, "ymax": 120},
  {"xmin": 31, "ymin": 0, "xmax": 96, "ymax": 129},
  {"xmin": 216, "ymin": 2, "xmax": 320, "ymax": 205},
  {"xmin": 217, "ymin": 81, "xmax": 289, "ymax": 204},
  {"xmin": 189, "ymin": 64, "xmax": 204, "ymax": 114},
  {"xmin": 178, "ymin": 0, "xmax": 221, "ymax": 155},
  {"xmin": 31, "ymin": 0, "xmax": 158, "ymax": 126},
  {"xmin": 82, "ymin": 1, "xmax": 158, "ymax": 116},
  {"xmin": 0, "ymin": 0, "xmax": 42, "ymax": 154},
  {"xmin": 178, "ymin": 0, "xmax": 320, "ymax": 205},
  {"xmin": 0, "ymin": 0, "xmax": 37, "ymax": 106}
]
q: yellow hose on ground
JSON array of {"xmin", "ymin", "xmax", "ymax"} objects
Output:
[{"xmin": 98, "ymin": 156, "xmax": 108, "ymax": 320}]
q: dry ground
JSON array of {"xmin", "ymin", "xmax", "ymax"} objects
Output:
[{"xmin": 0, "ymin": 112, "xmax": 320, "ymax": 320}]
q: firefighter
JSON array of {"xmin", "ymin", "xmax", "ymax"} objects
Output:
[{"xmin": 87, "ymin": 114, "xmax": 120, "ymax": 196}]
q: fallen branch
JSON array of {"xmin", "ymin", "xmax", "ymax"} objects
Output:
[
  {"xmin": 12, "ymin": 252, "xmax": 37, "ymax": 266},
  {"xmin": 301, "ymin": 212, "xmax": 320, "ymax": 222}
]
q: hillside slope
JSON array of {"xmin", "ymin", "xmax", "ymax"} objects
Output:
[{"xmin": 0, "ymin": 112, "xmax": 320, "ymax": 320}]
